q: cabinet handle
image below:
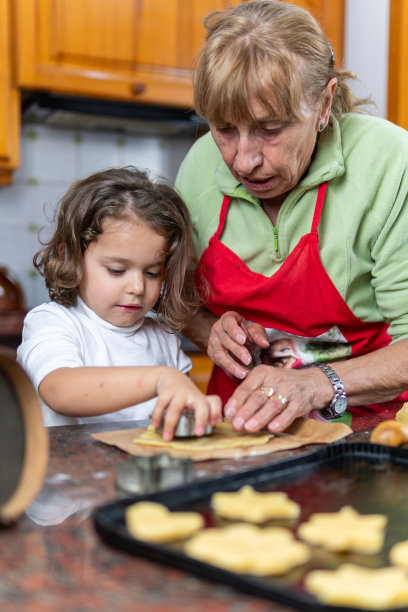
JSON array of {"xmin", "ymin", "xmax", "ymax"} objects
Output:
[{"xmin": 132, "ymin": 82, "xmax": 146, "ymax": 95}]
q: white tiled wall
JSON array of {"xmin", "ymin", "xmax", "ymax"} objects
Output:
[{"xmin": 0, "ymin": 124, "xmax": 193, "ymax": 309}]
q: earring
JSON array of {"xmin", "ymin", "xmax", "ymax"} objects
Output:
[{"xmin": 319, "ymin": 122, "xmax": 325, "ymax": 132}]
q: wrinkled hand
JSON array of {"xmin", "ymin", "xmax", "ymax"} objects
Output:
[
  {"xmin": 224, "ymin": 365, "xmax": 333, "ymax": 434},
  {"xmin": 151, "ymin": 369, "xmax": 222, "ymax": 440},
  {"xmin": 207, "ymin": 311, "xmax": 270, "ymax": 380}
]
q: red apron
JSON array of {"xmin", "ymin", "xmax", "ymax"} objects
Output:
[{"xmin": 194, "ymin": 182, "xmax": 407, "ymax": 429}]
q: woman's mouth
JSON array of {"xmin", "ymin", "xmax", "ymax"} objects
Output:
[{"xmin": 241, "ymin": 175, "xmax": 276, "ymax": 190}]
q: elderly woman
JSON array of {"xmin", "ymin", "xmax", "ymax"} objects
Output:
[{"xmin": 176, "ymin": 0, "xmax": 408, "ymax": 433}]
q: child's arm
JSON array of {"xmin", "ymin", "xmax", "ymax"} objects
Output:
[{"xmin": 39, "ymin": 365, "xmax": 221, "ymax": 439}]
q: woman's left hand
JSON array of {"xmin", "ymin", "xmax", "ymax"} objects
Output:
[{"xmin": 224, "ymin": 364, "xmax": 332, "ymax": 433}]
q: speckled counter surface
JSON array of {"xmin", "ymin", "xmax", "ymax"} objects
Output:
[{"xmin": 0, "ymin": 420, "xmax": 371, "ymax": 612}]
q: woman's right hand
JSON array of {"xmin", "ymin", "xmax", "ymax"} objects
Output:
[{"xmin": 207, "ymin": 311, "xmax": 270, "ymax": 380}]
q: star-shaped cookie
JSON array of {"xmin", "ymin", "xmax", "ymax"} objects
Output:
[
  {"xmin": 297, "ymin": 505, "xmax": 387, "ymax": 554},
  {"xmin": 305, "ymin": 564, "xmax": 408, "ymax": 609},
  {"xmin": 212, "ymin": 485, "xmax": 300, "ymax": 523}
]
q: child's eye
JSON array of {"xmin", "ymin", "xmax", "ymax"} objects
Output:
[
  {"xmin": 146, "ymin": 270, "xmax": 163, "ymax": 279},
  {"xmin": 107, "ymin": 267, "xmax": 125, "ymax": 275}
]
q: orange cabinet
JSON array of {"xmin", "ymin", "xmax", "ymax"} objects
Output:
[
  {"xmin": 2, "ymin": 0, "xmax": 345, "ymax": 182},
  {"xmin": 14, "ymin": 0, "xmax": 344, "ymax": 109},
  {"xmin": 388, "ymin": 0, "xmax": 408, "ymax": 129},
  {"xmin": 291, "ymin": 0, "xmax": 345, "ymax": 63},
  {"xmin": 189, "ymin": 353, "xmax": 214, "ymax": 394},
  {"xmin": 14, "ymin": 0, "xmax": 230, "ymax": 109},
  {"xmin": 0, "ymin": 0, "xmax": 20, "ymax": 185}
]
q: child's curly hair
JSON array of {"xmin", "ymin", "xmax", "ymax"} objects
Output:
[{"xmin": 34, "ymin": 166, "xmax": 198, "ymax": 332}]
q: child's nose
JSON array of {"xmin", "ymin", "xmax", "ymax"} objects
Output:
[{"xmin": 128, "ymin": 272, "xmax": 144, "ymax": 294}]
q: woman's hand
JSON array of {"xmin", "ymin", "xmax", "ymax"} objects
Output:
[
  {"xmin": 151, "ymin": 368, "xmax": 222, "ymax": 440},
  {"xmin": 224, "ymin": 364, "xmax": 333, "ymax": 433},
  {"xmin": 207, "ymin": 311, "xmax": 270, "ymax": 380}
]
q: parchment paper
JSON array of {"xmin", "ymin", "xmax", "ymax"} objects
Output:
[{"xmin": 91, "ymin": 418, "xmax": 352, "ymax": 461}]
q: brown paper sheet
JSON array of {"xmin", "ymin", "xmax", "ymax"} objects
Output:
[{"xmin": 91, "ymin": 418, "xmax": 352, "ymax": 461}]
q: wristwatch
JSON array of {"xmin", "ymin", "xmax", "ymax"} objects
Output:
[{"xmin": 315, "ymin": 364, "xmax": 347, "ymax": 419}]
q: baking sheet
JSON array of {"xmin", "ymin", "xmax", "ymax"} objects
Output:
[{"xmin": 93, "ymin": 443, "xmax": 408, "ymax": 611}]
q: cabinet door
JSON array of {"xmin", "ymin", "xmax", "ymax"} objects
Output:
[
  {"xmin": 290, "ymin": 0, "xmax": 344, "ymax": 63},
  {"xmin": 388, "ymin": 0, "xmax": 408, "ymax": 129},
  {"xmin": 0, "ymin": 0, "xmax": 20, "ymax": 185},
  {"xmin": 15, "ymin": 0, "xmax": 228, "ymax": 108},
  {"xmin": 15, "ymin": 0, "xmax": 343, "ymax": 109}
]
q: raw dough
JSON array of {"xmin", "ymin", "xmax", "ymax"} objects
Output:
[
  {"xmin": 396, "ymin": 403, "xmax": 408, "ymax": 424},
  {"xmin": 136, "ymin": 421, "xmax": 273, "ymax": 451},
  {"xmin": 390, "ymin": 540, "xmax": 408, "ymax": 569},
  {"xmin": 125, "ymin": 501, "xmax": 203, "ymax": 543},
  {"xmin": 297, "ymin": 505, "xmax": 387, "ymax": 554},
  {"xmin": 212, "ymin": 485, "xmax": 300, "ymax": 523},
  {"xmin": 184, "ymin": 523, "xmax": 310, "ymax": 575},
  {"xmin": 305, "ymin": 564, "xmax": 408, "ymax": 609}
]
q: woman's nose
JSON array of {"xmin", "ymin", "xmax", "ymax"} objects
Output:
[{"xmin": 233, "ymin": 137, "xmax": 262, "ymax": 175}]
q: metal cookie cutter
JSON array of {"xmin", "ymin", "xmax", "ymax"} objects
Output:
[
  {"xmin": 156, "ymin": 410, "xmax": 213, "ymax": 438},
  {"xmin": 116, "ymin": 453, "xmax": 194, "ymax": 494}
]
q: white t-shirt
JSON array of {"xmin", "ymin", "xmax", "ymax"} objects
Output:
[{"xmin": 17, "ymin": 298, "xmax": 192, "ymax": 426}]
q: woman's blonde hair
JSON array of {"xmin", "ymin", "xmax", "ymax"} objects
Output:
[
  {"xmin": 194, "ymin": 0, "xmax": 367, "ymax": 125},
  {"xmin": 34, "ymin": 166, "xmax": 198, "ymax": 332}
]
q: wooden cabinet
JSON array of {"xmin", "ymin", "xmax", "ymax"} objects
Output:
[
  {"xmin": 0, "ymin": 0, "xmax": 20, "ymax": 185},
  {"xmin": 291, "ymin": 0, "xmax": 344, "ymax": 63},
  {"xmin": 189, "ymin": 353, "xmax": 213, "ymax": 394},
  {"xmin": 388, "ymin": 0, "xmax": 408, "ymax": 129},
  {"xmin": 1, "ymin": 0, "xmax": 345, "ymax": 182},
  {"xmin": 14, "ymin": 0, "xmax": 344, "ymax": 109},
  {"xmin": 14, "ymin": 0, "xmax": 229, "ymax": 109}
]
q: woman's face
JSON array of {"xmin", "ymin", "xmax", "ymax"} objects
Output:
[{"xmin": 209, "ymin": 82, "xmax": 336, "ymax": 203}]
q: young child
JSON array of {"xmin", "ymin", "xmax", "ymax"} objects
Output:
[{"xmin": 17, "ymin": 166, "xmax": 221, "ymax": 438}]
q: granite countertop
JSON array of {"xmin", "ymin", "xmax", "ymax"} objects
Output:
[{"xmin": 0, "ymin": 420, "xmax": 372, "ymax": 612}]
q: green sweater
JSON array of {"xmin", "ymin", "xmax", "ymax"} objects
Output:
[{"xmin": 175, "ymin": 113, "xmax": 408, "ymax": 342}]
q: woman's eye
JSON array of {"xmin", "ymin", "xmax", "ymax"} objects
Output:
[
  {"xmin": 262, "ymin": 126, "xmax": 283, "ymax": 136},
  {"xmin": 216, "ymin": 126, "xmax": 233, "ymax": 133},
  {"xmin": 107, "ymin": 267, "xmax": 125, "ymax": 275}
]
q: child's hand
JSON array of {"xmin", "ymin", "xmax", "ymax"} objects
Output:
[{"xmin": 151, "ymin": 368, "xmax": 222, "ymax": 440}]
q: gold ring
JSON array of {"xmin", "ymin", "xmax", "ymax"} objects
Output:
[
  {"xmin": 259, "ymin": 385, "xmax": 274, "ymax": 397},
  {"xmin": 275, "ymin": 393, "xmax": 287, "ymax": 407}
]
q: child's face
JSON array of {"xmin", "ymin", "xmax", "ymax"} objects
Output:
[{"xmin": 79, "ymin": 215, "xmax": 167, "ymax": 327}]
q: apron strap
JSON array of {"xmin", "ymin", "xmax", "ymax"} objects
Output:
[
  {"xmin": 311, "ymin": 182, "xmax": 328, "ymax": 233},
  {"xmin": 217, "ymin": 184, "xmax": 327, "ymax": 239},
  {"xmin": 213, "ymin": 195, "xmax": 231, "ymax": 240}
]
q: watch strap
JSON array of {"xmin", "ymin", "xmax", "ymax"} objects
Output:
[{"xmin": 315, "ymin": 363, "xmax": 347, "ymax": 419}]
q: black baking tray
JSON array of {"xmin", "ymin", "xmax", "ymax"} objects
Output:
[{"xmin": 93, "ymin": 442, "xmax": 408, "ymax": 611}]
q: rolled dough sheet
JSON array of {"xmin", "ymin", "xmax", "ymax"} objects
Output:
[{"xmin": 91, "ymin": 417, "xmax": 352, "ymax": 461}]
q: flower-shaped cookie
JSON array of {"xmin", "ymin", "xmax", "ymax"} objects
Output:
[
  {"xmin": 185, "ymin": 523, "xmax": 310, "ymax": 575},
  {"xmin": 297, "ymin": 505, "xmax": 387, "ymax": 554}
]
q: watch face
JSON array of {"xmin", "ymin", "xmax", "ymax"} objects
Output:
[{"xmin": 333, "ymin": 396, "xmax": 348, "ymax": 417}]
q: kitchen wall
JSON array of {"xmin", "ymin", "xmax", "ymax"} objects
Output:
[
  {"xmin": 344, "ymin": 0, "xmax": 389, "ymax": 118},
  {"xmin": 0, "ymin": 126, "xmax": 193, "ymax": 308},
  {"xmin": 0, "ymin": 0, "xmax": 391, "ymax": 311}
]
